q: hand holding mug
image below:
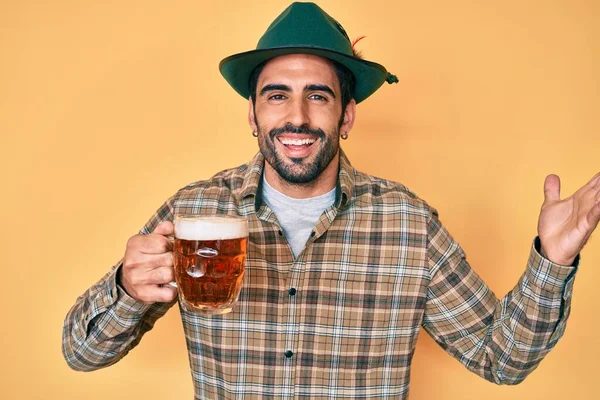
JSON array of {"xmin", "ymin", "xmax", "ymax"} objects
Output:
[{"xmin": 118, "ymin": 221, "xmax": 177, "ymax": 304}]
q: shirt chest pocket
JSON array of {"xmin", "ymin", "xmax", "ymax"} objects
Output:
[
  {"xmin": 324, "ymin": 273, "xmax": 398, "ymax": 327},
  {"xmin": 298, "ymin": 264, "xmax": 415, "ymax": 371}
]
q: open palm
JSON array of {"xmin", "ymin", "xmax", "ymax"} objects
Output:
[{"xmin": 538, "ymin": 173, "xmax": 600, "ymax": 265}]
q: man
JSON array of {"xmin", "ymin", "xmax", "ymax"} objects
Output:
[{"xmin": 63, "ymin": 2, "xmax": 600, "ymax": 399}]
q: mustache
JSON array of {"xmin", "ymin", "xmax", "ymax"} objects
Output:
[{"xmin": 269, "ymin": 123, "xmax": 326, "ymax": 141}]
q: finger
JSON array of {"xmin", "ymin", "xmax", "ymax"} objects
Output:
[
  {"xmin": 144, "ymin": 266, "xmax": 175, "ymax": 285},
  {"xmin": 137, "ymin": 285, "xmax": 177, "ymax": 304},
  {"xmin": 591, "ymin": 172, "xmax": 600, "ymax": 188},
  {"xmin": 155, "ymin": 286, "xmax": 177, "ymax": 303},
  {"xmin": 128, "ymin": 233, "xmax": 172, "ymax": 254},
  {"xmin": 127, "ymin": 264, "xmax": 175, "ymax": 287},
  {"xmin": 153, "ymin": 221, "xmax": 174, "ymax": 236},
  {"xmin": 543, "ymin": 174, "xmax": 561, "ymax": 205},
  {"xmin": 124, "ymin": 251, "xmax": 173, "ymax": 271},
  {"xmin": 588, "ymin": 201, "xmax": 600, "ymax": 228}
]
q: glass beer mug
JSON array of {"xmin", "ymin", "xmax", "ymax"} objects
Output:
[{"xmin": 171, "ymin": 215, "xmax": 249, "ymax": 315}]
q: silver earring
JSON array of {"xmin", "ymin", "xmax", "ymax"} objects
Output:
[
  {"xmin": 252, "ymin": 130, "xmax": 258, "ymax": 137},
  {"xmin": 341, "ymin": 132, "xmax": 349, "ymax": 140}
]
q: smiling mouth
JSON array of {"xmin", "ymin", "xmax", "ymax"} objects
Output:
[{"xmin": 278, "ymin": 137, "xmax": 317, "ymax": 147}]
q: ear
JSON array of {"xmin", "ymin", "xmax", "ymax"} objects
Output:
[
  {"xmin": 340, "ymin": 99, "xmax": 356, "ymax": 133},
  {"xmin": 248, "ymin": 97, "xmax": 258, "ymax": 132}
]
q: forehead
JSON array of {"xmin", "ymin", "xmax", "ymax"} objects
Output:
[{"xmin": 258, "ymin": 54, "xmax": 339, "ymax": 88}]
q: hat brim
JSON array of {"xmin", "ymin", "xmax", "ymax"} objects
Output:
[{"xmin": 219, "ymin": 47, "xmax": 388, "ymax": 104}]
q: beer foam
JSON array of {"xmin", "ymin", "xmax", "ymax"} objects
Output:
[{"xmin": 175, "ymin": 216, "xmax": 248, "ymax": 241}]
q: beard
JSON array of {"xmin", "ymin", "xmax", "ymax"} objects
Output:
[{"xmin": 257, "ymin": 121, "xmax": 340, "ymax": 185}]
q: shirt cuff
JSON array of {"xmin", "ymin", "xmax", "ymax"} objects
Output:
[{"xmin": 525, "ymin": 237, "xmax": 579, "ymax": 294}]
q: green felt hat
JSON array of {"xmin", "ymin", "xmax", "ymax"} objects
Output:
[{"xmin": 219, "ymin": 2, "xmax": 398, "ymax": 104}]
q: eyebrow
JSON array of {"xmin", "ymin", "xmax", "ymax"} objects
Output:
[
  {"xmin": 259, "ymin": 84, "xmax": 291, "ymax": 96},
  {"xmin": 304, "ymin": 84, "xmax": 336, "ymax": 99},
  {"xmin": 258, "ymin": 83, "xmax": 337, "ymax": 99}
]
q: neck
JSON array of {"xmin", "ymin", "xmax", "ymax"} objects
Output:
[{"xmin": 264, "ymin": 152, "xmax": 339, "ymax": 199}]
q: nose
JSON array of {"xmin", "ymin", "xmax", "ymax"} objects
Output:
[{"xmin": 286, "ymin": 98, "xmax": 310, "ymax": 128}]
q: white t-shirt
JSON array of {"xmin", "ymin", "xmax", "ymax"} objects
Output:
[{"xmin": 262, "ymin": 175, "xmax": 336, "ymax": 258}]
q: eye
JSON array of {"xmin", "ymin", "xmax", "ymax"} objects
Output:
[
  {"xmin": 268, "ymin": 94, "xmax": 287, "ymax": 101},
  {"xmin": 308, "ymin": 94, "xmax": 327, "ymax": 102}
]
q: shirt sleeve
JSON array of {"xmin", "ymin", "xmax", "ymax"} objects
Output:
[
  {"xmin": 62, "ymin": 197, "xmax": 177, "ymax": 371},
  {"xmin": 422, "ymin": 207, "xmax": 578, "ymax": 385}
]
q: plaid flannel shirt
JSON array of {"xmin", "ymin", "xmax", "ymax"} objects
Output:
[{"xmin": 63, "ymin": 151, "xmax": 578, "ymax": 399}]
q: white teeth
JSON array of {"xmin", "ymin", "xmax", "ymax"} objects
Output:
[{"xmin": 280, "ymin": 138, "xmax": 316, "ymax": 146}]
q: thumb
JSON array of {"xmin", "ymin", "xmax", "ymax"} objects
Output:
[
  {"xmin": 543, "ymin": 174, "xmax": 561, "ymax": 205},
  {"xmin": 152, "ymin": 220, "xmax": 174, "ymax": 236}
]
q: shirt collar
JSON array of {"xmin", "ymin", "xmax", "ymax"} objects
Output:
[
  {"xmin": 237, "ymin": 149, "xmax": 356, "ymax": 212},
  {"xmin": 336, "ymin": 149, "xmax": 355, "ymax": 209}
]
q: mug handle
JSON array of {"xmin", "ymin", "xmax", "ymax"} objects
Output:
[{"xmin": 163, "ymin": 234, "xmax": 177, "ymax": 289}]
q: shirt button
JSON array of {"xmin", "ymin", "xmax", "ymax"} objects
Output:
[
  {"xmin": 310, "ymin": 231, "xmax": 316, "ymax": 237},
  {"xmin": 278, "ymin": 230, "xmax": 283, "ymax": 236},
  {"xmin": 288, "ymin": 288, "xmax": 297, "ymax": 296},
  {"xmin": 284, "ymin": 350, "xmax": 293, "ymax": 358}
]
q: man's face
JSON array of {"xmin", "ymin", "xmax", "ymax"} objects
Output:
[{"xmin": 249, "ymin": 54, "xmax": 354, "ymax": 185}]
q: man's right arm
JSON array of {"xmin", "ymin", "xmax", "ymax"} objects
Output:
[
  {"xmin": 61, "ymin": 261, "xmax": 176, "ymax": 371},
  {"xmin": 62, "ymin": 200, "xmax": 178, "ymax": 371}
]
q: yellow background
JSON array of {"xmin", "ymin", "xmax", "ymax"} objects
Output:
[{"xmin": 1, "ymin": 0, "xmax": 598, "ymax": 399}]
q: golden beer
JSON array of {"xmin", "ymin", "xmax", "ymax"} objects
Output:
[{"xmin": 173, "ymin": 215, "xmax": 248, "ymax": 315}]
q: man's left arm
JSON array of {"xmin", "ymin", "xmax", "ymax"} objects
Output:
[{"xmin": 422, "ymin": 172, "xmax": 599, "ymax": 384}]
